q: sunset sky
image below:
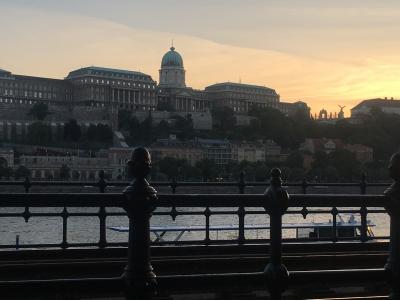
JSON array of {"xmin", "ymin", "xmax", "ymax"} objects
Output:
[{"xmin": 1, "ymin": 0, "xmax": 400, "ymax": 116}]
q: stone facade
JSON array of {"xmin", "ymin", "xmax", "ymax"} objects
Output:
[
  {"xmin": 351, "ymin": 98, "xmax": 400, "ymax": 118},
  {"xmin": 19, "ymin": 154, "xmax": 112, "ymax": 180},
  {"xmin": 1, "ymin": 46, "xmax": 309, "ymax": 139},
  {"xmin": 205, "ymin": 82, "xmax": 279, "ymax": 114}
]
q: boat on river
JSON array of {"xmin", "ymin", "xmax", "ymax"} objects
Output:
[{"xmin": 108, "ymin": 214, "xmax": 375, "ymax": 242}]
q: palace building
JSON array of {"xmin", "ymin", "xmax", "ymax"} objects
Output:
[{"xmin": 0, "ymin": 46, "xmax": 309, "ymax": 129}]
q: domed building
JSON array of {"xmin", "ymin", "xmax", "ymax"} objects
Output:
[
  {"xmin": 159, "ymin": 46, "xmax": 186, "ymax": 88},
  {"xmin": 157, "ymin": 46, "xmax": 211, "ymax": 115}
]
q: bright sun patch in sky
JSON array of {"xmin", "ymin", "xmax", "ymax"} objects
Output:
[{"xmin": 1, "ymin": 0, "xmax": 400, "ymax": 116}]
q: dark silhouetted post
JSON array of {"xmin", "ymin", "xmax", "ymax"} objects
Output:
[
  {"xmin": 238, "ymin": 171, "xmax": 246, "ymax": 243},
  {"xmin": 123, "ymin": 147, "xmax": 157, "ymax": 299},
  {"xmin": 385, "ymin": 152, "xmax": 400, "ymax": 299},
  {"xmin": 170, "ymin": 177, "xmax": 177, "ymax": 194},
  {"xmin": 98, "ymin": 170, "xmax": 107, "ymax": 248},
  {"xmin": 98, "ymin": 170, "xmax": 107, "ymax": 193},
  {"xmin": 23, "ymin": 176, "xmax": 31, "ymax": 193},
  {"xmin": 360, "ymin": 172, "xmax": 367, "ymax": 195},
  {"xmin": 301, "ymin": 178, "xmax": 308, "ymax": 194},
  {"xmin": 264, "ymin": 168, "xmax": 290, "ymax": 300},
  {"xmin": 238, "ymin": 171, "xmax": 246, "ymax": 194}
]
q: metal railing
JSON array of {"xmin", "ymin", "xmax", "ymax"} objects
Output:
[
  {"xmin": 0, "ymin": 159, "xmax": 399, "ymax": 298},
  {"xmin": 0, "ymin": 171, "xmax": 391, "ymax": 194},
  {"xmin": 0, "ymin": 192, "xmax": 390, "ymax": 249}
]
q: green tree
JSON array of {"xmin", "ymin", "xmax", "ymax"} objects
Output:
[
  {"xmin": 28, "ymin": 103, "xmax": 49, "ymax": 121},
  {"xmin": 286, "ymin": 151, "xmax": 304, "ymax": 168},
  {"xmin": 14, "ymin": 165, "xmax": 30, "ymax": 179},
  {"xmin": 59, "ymin": 164, "xmax": 71, "ymax": 180},
  {"xmin": 195, "ymin": 159, "xmax": 218, "ymax": 181},
  {"xmin": 328, "ymin": 149, "xmax": 360, "ymax": 180},
  {"xmin": 27, "ymin": 122, "xmax": 52, "ymax": 145},
  {"xmin": 0, "ymin": 163, "xmax": 13, "ymax": 179},
  {"xmin": 118, "ymin": 110, "xmax": 132, "ymax": 131},
  {"xmin": 174, "ymin": 114, "xmax": 194, "ymax": 140},
  {"xmin": 212, "ymin": 106, "xmax": 236, "ymax": 131},
  {"xmin": 64, "ymin": 119, "xmax": 81, "ymax": 142}
]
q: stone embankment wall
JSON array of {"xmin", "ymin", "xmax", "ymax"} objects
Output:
[{"xmin": 0, "ymin": 104, "xmax": 112, "ymax": 141}]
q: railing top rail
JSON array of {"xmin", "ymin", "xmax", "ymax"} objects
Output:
[
  {"xmin": 0, "ymin": 193, "xmax": 387, "ymax": 208},
  {"xmin": 0, "ymin": 180, "xmax": 391, "ymax": 187}
]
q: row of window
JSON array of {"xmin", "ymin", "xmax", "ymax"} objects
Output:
[
  {"xmin": 0, "ymin": 98, "xmax": 48, "ymax": 105},
  {"xmin": 77, "ymin": 77, "xmax": 156, "ymax": 89},
  {"xmin": 0, "ymin": 81, "xmax": 65, "ymax": 92},
  {"xmin": 2, "ymin": 89, "xmax": 60, "ymax": 100}
]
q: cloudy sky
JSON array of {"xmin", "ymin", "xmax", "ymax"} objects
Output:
[{"xmin": 1, "ymin": 0, "xmax": 400, "ymax": 116}]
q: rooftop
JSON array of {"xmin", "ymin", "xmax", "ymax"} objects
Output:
[
  {"xmin": 66, "ymin": 66, "xmax": 152, "ymax": 80},
  {"xmin": 351, "ymin": 98, "xmax": 400, "ymax": 110},
  {"xmin": 205, "ymin": 82, "xmax": 276, "ymax": 93}
]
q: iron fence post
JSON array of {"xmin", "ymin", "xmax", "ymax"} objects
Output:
[
  {"xmin": 360, "ymin": 172, "xmax": 367, "ymax": 195},
  {"xmin": 238, "ymin": 171, "xmax": 246, "ymax": 194},
  {"xmin": 385, "ymin": 152, "xmax": 400, "ymax": 300},
  {"xmin": 122, "ymin": 147, "xmax": 157, "ymax": 299},
  {"xmin": 264, "ymin": 168, "xmax": 289, "ymax": 300},
  {"xmin": 98, "ymin": 170, "xmax": 107, "ymax": 248},
  {"xmin": 238, "ymin": 171, "xmax": 246, "ymax": 243},
  {"xmin": 170, "ymin": 177, "xmax": 177, "ymax": 194},
  {"xmin": 301, "ymin": 178, "xmax": 308, "ymax": 194},
  {"xmin": 23, "ymin": 176, "xmax": 31, "ymax": 193}
]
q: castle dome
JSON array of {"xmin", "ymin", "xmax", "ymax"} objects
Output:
[{"xmin": 161, "ymin": 47, "xmax": 184, "ymax": 68}]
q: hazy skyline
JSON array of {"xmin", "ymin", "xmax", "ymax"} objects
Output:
[{"xmin": 1, "ymin": 0, "xmax": 400, "ymax": 116}]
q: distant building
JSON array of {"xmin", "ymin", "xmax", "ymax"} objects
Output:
[
  {"xmin": 232, "ymin": 141, "xmax": 266, "ymax": 163},
  {"xmin": 278, "ymin": 101, "xmax": 310, "ymax": 117},
  {"xmin": 264, "ymin": 140, "xmax": 283, "ymax": 161},
  {"xmin": 0, "ymin": 68, "xmax": 72, "ymax": 106},
  {"xmin": 157, "ymin": 47, "xmax": 211, "ymax": 113},
  {"xmin": 300, "ymin": 138, "xmax": 344, "ymax": 154},
  {"xmin": 300, "ymin": 138, "xmax": 373, "ymax": 163},
  {"xmin": 149, "ymin": 137, "xmax": 203, "ymax": 166},
  {"xmin": 196, "ymin": 138, "xmax": 232, "ymax": 165},
  {"xmin": 0, "ymin": 148, "xmax": 14, "ymax": 168},
  {"xmin": 1, "ymin": 46, "xmax": 312, "ymax": 138},
  {"xmin": 66, "ymin": 66, "xmax": 157, "ymax": 111},
  {"xmin": 205, "ymin": 82, "xmax": 279, "ymax": 114},
  {"xmin": 351, "ymin": 98, "xmax": 400, "ymax": 118},
  {"xmin": 19, "ymin": 154, "xmax": 112, "ymax": 180},
  {"xmin": 343, "ymin": 144, "xmax": 373, "ymax": 163}
]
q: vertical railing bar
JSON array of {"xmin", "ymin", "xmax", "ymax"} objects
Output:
[
  {"xmin": 360, "ymin": 205, "xmax": 368, "ymax": 242},
  {"xmin": 61, "ymin": 206, "xmax": 68, "ymax": 249},
  {"xmin": 384, "ymin": 152, "xmax": 400, "ymax": 299},
  {"xmin": 205, "ymin": 207, "xmax": 211, "ymax": 244},
  {"xmin": 97, "ymin": 170, "xmax": 107, "ymax": 248},
  {"xmin": 332, "ymin": 207, "xmax": 338, "ymax": 242},
  {"xmin": 23, "ymin": 176, "xmax": 31, "ymax": 224},
  {"xmin": 264, "ymin": 168, "xmax": 289, "ymax": 300},
  {"xmin": 238, "ymin": 171, "xmax": 246, "ymax": 243},
  {"xmin": 302, "ymin": 178, "xmax": 308, "ymax": 194},
  {"xmin": 238, "ymin": 206, "xmax": 245, "ymax": 244}
]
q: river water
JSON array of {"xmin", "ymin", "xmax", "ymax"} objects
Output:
[{"xmin": 0, "ymin": 184, "xmax": 391, "ymax": 249}]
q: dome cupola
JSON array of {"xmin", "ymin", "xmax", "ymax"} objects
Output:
[
  {"xmin": 159, "ymin": 46, "xmax": 186, "ymax": 88},
  {"xmin": 161, "ymin": 47, "xmax": 184, "ymax": 68}
]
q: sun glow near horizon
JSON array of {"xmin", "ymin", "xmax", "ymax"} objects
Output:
[{"xmin": 1, "ymin": 2, "xmax": 400, "ymax": 117}]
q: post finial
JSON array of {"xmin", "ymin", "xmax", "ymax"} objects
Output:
[
  {"xmin": 385, "ymin": 152, "xmax": 400, "ymax": 212},
  {"xmin": 389, "ymin": 152, "xmax": 400, "ymax": 183},
  {"xmin": 127, "ymin": 147, "xmax": 152, "ymax": 180},
  {"xmin": 270, "ymin": 168, "xmax": 282, "ymax": 187}
]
